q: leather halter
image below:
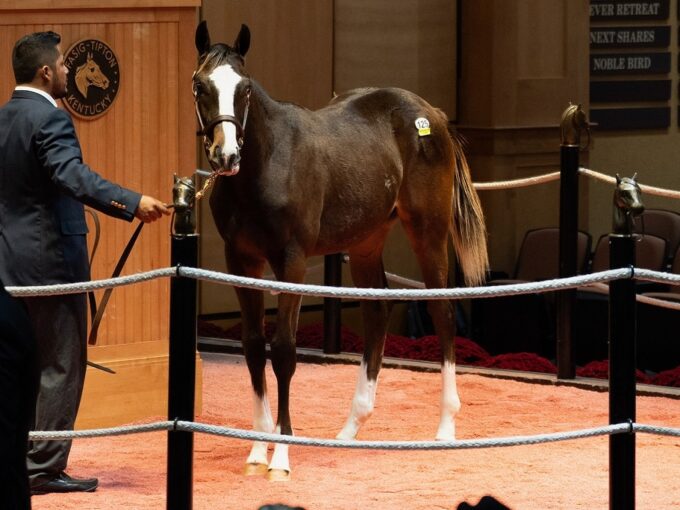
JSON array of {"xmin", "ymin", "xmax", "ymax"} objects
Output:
[{"xmin": 192, "ymin": 76, "xmax": 250, "ymax": 169}]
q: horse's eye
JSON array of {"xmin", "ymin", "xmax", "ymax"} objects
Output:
[{"xmin": 193, "ymin": 82, "xmax": 204, "ymax": 97}]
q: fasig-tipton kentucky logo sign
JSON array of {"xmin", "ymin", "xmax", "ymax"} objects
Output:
[{"xmin": 63, "ymin": 39, "xmax": 120, "ymax": 120}]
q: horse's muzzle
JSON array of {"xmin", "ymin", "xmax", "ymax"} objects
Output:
[{"xmin": 210, "ymin": 144, "xmax": 240, "ymax": 176}]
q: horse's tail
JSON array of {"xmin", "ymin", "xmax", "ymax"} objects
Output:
[{"xmin": 449, "ymin": 135, "xmax": 489, "ymax": 286}]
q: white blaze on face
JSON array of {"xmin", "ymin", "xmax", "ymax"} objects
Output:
[{"xmin": 208, "ymin": 63, "xmax": 243, "ymax": 165}]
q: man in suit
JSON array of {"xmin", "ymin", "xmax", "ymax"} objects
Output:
[
  {"xmin": 0, "ymin": 31, "xmax": 170, "ymax": 495},
  {"xmin": 0, "ymin": 281, "xmax": 38, "ymax": 509}
]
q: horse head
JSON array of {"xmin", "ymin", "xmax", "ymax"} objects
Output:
[
  {"xmin": 75, "ymin": 53, "xmax": 110, "ymax": 99},
  {"xmin": 172, "ymin": 174, "xmax": 197, "ymax": 235},
  {"xmin": 560, "ymin": 103, "xmax": 589, "ymax": 147},
  {"xmin": 193, "ymin": 21, "xmax": 251, "ymax": 176},
  {"xmin": 613, "ymin": 173, "xmax": 644, "ymax": 235},
  {"xmin": 172, "ymin": 174, "xmax": 196, "ymax": 211}
]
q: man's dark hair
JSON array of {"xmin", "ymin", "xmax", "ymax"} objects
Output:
[{"xmin": 12, "ymin": 31, "xmax": 61, "ymax": 84}]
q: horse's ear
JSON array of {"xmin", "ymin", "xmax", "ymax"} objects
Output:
[
  {"xmin": 195, "ymin": 20, "xmax": 211, "ymax": 55},
  {"xmin": 616, "ymin": 173, "xmax": 622, "ymax": 184},
  {"xmin": 632, "ymin": 172, "xmax": 638, "ymax": 181},
  {"xmin": 234, "ymin": 24, "xmax": 250, "ymax": 58}
]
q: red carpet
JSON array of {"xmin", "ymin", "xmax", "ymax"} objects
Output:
[
  {"xmin": 200, "ymin": 320, "xmax": 680, "ymax": 386},
  {"xmin": 31, "ymin": 352, "xmax": 680, "ymax": 509}
]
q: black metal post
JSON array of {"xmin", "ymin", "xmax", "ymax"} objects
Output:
[
  {"xmin": 323, "ymin": 253, "xmax": 342, "ymax": 354},
  {"xmin": 608, "ymin": 234, "xmax": 636, "ymax": 510},
  {"xmin": 167, "ymin": 179, "xmax": 199, "ymax": 510},
  {"xmin": 557, "ymin": 104, "xmax": 586, "ymax": 379}
]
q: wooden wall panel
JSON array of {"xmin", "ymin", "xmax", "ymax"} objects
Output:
[
  {"xmin": 0, "ymin": 8, "xmax": 198, "ymax": 347},
  {"xmin": 458, "ymin": 0, "xmax": 590, "ymax": 274},
  {"xmin": 334, "ymin": 0, "xmax": 457, "ymax": 119},
  {"xmin": 459, "ymin": 0, "xmax": 588, "ymax": 128},
  {"xmin": 199, "ymin": 0, "xmax": 334, "ymax": 110}
]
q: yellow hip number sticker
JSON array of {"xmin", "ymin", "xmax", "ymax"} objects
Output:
[{"xmin": 415, "ymin": 117, "xmax": 431, "ymax": 137}]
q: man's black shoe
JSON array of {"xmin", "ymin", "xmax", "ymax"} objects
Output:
[{"xmin": 31, "ymin": 472, "xmax": 98, "ymax": 495}]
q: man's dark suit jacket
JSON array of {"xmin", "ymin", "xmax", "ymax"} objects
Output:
[{"xmin": 0, "ymin": 90, "xmax": 141, "ymax": 286}]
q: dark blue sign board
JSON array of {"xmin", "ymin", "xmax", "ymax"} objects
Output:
[
  {"xmin": 590, "ymin": 107, "xmax": 670, "ymax": 129},
  {"xmin": 590, "ymin": 26, "xmax": 670, "ymax": 48},
  {"xmin": 590, "ymin": 1, "xmax": 669, "ymax": 21},
  {"xmin": 590, "ymin": 80, "xmax": 670, "ymax": 102},
  {"xmin": 590, "ymin": 52, "xmax": 670, "ymax": 74}
]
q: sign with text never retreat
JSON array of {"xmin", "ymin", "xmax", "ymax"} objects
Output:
[{"xmin": 590, "ymin": 1, "xmax": 669, "ymax": 21}]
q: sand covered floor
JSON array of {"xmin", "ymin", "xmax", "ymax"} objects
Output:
[{"xmin": 32, "ymin": 352, "xmax": 680, "ymax": 510}]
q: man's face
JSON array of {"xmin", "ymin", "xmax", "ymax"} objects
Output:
[{"xmin": 50, "ymin": 45, "xmax": 68, "ymax": 99}]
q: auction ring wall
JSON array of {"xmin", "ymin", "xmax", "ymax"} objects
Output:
[{"xmin": 0, "ymin": 0, "xmax": 202, "ymax": 428}]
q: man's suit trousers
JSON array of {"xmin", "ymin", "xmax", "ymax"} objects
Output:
[{"xmin": 22, "ymin": 293, "xmax": 87, "ymax": 485}]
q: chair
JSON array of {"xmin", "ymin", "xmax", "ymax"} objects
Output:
[
  {"xmin": 513, "ymin": 227, "xmax": 592, "ymax": 280},
  {"xmin": 633, "ymin": 208, "xmax": 680, "ymax": 269},
  {"xmin": 589, "ymin": 233, "xmax": 668, "ymax": 273},
  {"xmin": 574, "ymin": 233, "xmax": 668, "ymax": 367},
  {"xmin": 642, "ymin": 244, "xmax": 680, "ymax": 298},
  {"xmin": 471, "ymin": 228, "xmax": 591, "ymax": 359},
  {"xmin": 637, "ymin": 246, "xmax": 680, "ymax": 372}
]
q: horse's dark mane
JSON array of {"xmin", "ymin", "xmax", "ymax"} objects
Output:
[
  {"xmin": 249, "ymin": 79, "xmax": 310, "ymax": 113},
  {"xmin": 201, "ymin": 43, "xmax": 243, "ymax": 68}
]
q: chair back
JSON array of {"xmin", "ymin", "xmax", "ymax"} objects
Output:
[
  {"xmin": 633, "ymin": 208, "xmax": 680, "ymax": 267},
  {"xmin": 514, "ymin": 227, "xmax": 591, "ymax": 281},
  {"xmin": 590, "ymin": 233, "xmax": 667, "ymax": 273}
]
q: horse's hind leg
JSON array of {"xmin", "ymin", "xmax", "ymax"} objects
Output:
[
  {"xmin": 337, "ymin": 234, "xmax": 391, "ymax": 440},
  {"xmin": 228, "ymin": 253, "xmax": 272, "ymax": 475},
  {"xmin": 401, "ymin": 214, "xmax": 460, "ymax": 440}
]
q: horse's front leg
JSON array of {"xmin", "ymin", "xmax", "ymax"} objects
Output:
[
  {"xmin": 267, "ymin": 251, "xmax": 306, "ymax": 481},
  {"xmin": 228, "ymin": 254, "xmax": 273, "ymax": 475}
]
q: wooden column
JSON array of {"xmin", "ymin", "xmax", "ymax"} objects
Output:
[
  {"xmin": 0, "ymin": 0, "xmax": 201, "ymax": 428},
  {"xmin": 457, "ymin": 0, "xmax": 590, "ymax": 274}
]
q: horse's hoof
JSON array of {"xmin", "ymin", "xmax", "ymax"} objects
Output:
[
  {"xmin": 267, "ymin": 468, "xmax": 291, "ymax": 482},
  {"xmin": 243, "ymin": 462, "xmax": 268, "ymax": 476}
]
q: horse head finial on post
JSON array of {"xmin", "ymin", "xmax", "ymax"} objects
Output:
[
  {"xmin": 172, "ymin": 174, "xmax": 197, "ymax": 235},
  {"xmin": 613, "ymin": 174, "xmax": 644, "ymax": 236},
  {"xmin": 560, "ymin": 103, "xmax": 590, "ymax": 148}
]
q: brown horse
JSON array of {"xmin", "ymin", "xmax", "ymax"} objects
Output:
[{"xmin": 193, "ymin": 22, "xmax": 488, "ymax": 481}]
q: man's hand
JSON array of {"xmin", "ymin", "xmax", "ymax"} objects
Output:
[{"xmin": 135, "ymin": 195, "xmax": 171, "ymax": 223}]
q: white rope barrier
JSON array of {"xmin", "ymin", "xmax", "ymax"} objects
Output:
[
  {"xmin": 180, "ymin": 266, "xmax": 633, "ymax": 300},
  {"xmin": 473, "ymin": 171, "xmax": 561, "ymax": 190},
  {"xmin": 29, "ymin": 420, "xmax": 680, "ymax": 449},
  {"xmin": 3, "ymin": 266, "xmax": 621, "ymax": 299},
  {"xmin": 579, "ymin": 167, "xmax": 680, "ymax": 200},
  {"xmin": 471, "ymin": 165, "xmax": 680, "ymax": 201},
  {"xmin": 8, "ymin": 266, "xmax": 680, "ymax": 304},
  {"xmin": 5, "ymin": 267, "xmax": 176, "ymax": 297}
]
